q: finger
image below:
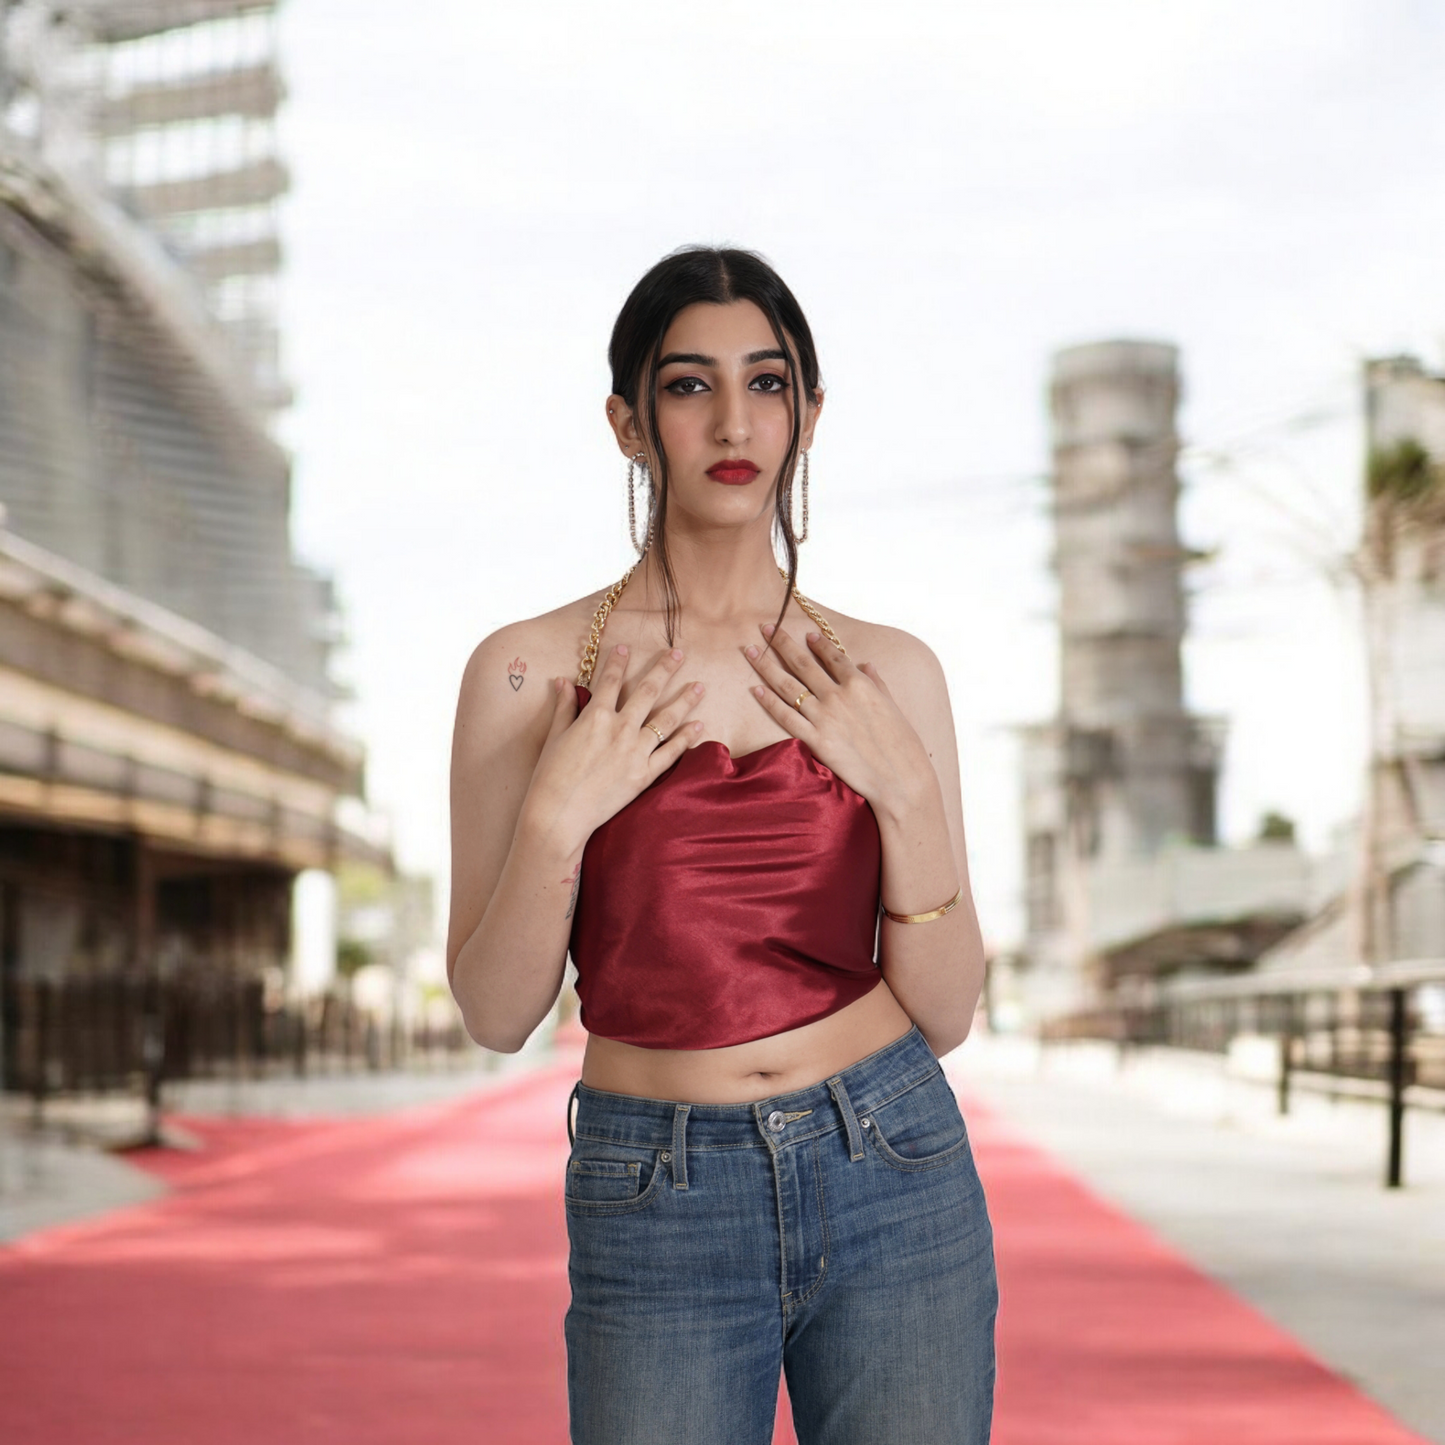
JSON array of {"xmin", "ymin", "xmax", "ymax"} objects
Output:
[
  {"xmin": 805, "ymin": 630, "xmax": 854, "ymax": 683},
  {"xmin": 620, "ymin": 647, "xmax": 685, "ymax": 721},
  {"xmin": 760, "ymin": 624, "xmax": 830, "ymax": 692},
  {"xmin": 647, "ymin": 719, "xmax": 706, "ymax": 777},
  {"xmin": 645, "ymin": 681, "xmax": 706, "ymax": 739},
  {"xmin": 743, "ymin": 640, "xmax": 807, "ymax": 703},
  {"xmin": 750, "ymin": 683, "xmax": 813, "ymax": 738},
  {"xmin": 548, "ymin": 677, "xmax": 578, "ymax": 739},
  {"xmin": 589, "ymin": 643, "xmax": 631, "ymax": 709},
  {"xmin": 857, "ymin": 660, "xmax": 895, "ymax": 701}
]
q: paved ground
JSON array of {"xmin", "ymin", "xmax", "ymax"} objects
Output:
[
  {"xmin": 950, "ymin": 1036, "xmax": 1445, "ymax": 1444},
  {"xmin": 0, "ymin": 1036, "xmax": 1432, "ymax": 1445},
  {"xmin": 0, "ymin": 1047, "xmax": 540, "ymax": 1243}
]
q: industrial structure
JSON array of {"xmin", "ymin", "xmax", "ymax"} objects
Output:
[
  {"xmin": 0, "ymin": 1, "xmax": 388, "ymax": 1092},
  {"xmin": 1260, "ymin": 356, "xmax": 1445, "ymax": 977},
  {"xmin": 1011, "ymin": 348, "xmax": 1445, "ymax": 1192},
  {"xmin": 1013, "ymin": 340, "xmax": 1312, "ymax": 1017}
]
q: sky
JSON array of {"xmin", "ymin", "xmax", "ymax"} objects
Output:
[{"xmin": 273, "ymin": 0, "xmax": 1445, "ymax": 949}]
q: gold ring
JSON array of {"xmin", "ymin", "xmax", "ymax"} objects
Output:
[
  {"xmin": 643, "ymin": 722, "xmax": 665, "ymax": 744},
  {"xmin": 795, "ymin": 691, "xmax": 812, "ymax": 711}
]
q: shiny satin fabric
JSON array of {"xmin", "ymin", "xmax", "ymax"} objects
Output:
[{"xmin": 568, "ymin": 685, "xmax": 883, "ymax": 1050}]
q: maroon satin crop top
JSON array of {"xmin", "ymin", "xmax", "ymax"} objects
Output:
[{"xmin": 568, "ymin": 685, "xmax": 883, "ymax": 1050}]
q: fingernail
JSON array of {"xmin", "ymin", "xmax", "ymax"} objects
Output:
[
  {"xmin": 761, "ymin": 623, "xmax": 776, "ymax": 637},
  {"xmin": 693, "ymin": 683, "xmax": 705, "ymax": 695},
  {"xmin": 616, "ymin": 644, "xmax": 628, "ymax": 656},
  {"xmin": 671, "ymin": 649, "xmax": 684, "ymax": 661},
  {"xmin": 807, "ymin": 631, "xmax": 820, "ymax": 642},
  {"xmin": 753, "ymin": 686, "xmax": 765, "ymax": 698},
  {"xmin": 554, "ymin": 677, "xmax": 562, "ymax": 693},
  {"xmin": 693, "ymin": 721, "xmax": 704, "ymax": 732},
  {"xmin": 745, "ymin": 645, "xmax": 759, "ymax": 659}
]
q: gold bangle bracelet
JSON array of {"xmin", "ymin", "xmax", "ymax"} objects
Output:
[{"xmin": 882, "ymin": 884, "xmax": 963, "ymax": 925}]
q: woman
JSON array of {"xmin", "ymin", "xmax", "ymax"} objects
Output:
[{"xmin": 448, "ymin": 246, "xmax": 997, "ymax": 1444}]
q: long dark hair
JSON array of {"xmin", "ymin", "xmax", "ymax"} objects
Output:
[{"xmin": 608, "ymin": 246, "xmax": 822, "ymax": 643}]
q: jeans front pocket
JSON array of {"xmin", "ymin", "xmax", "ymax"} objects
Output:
[
  {"xmin": 568, "ymin": 1159, "xmax": 641, "ymax": 1203},
  {"xmin": 565, "ymin": 1139, "xmax": 667, "ymax": 1215},
  {"xmin": 863, "ymin": 1067, "xmax": 973, "ymax": 1173}
]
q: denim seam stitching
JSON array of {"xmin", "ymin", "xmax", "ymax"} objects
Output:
[
  {"xmin": 671, "ymin": 1103, "xmax": 690, "ymax": 1190},
  {"xmin": 572, "ymin": 1132, "xmax": 767, "ymax": 1152},
  {"xmin": 569, "ymin": 1062, "xmax": 941, "ymax": 1154},
  {"xmin": 769, "ymin": 1114, "xmax": 793, "ymax": 1312},
  {"xmin": 794, "ymin": 1136, "xmax": 831, "ymax": 1309},
  {"xmin": 563, "ymin": 1160, "xmax": 669, "ymax": 1215},
  {"xmin": 854, "ymin": 1063, "xmax": 943, "ymax": 1119},
  {"xmin": 827, "ymin": 1075, "xmax": 865, "ymax": 1161},
  {"xmin": 866, "ymin": 1129, "xmax": 971, "ymax": 1172}
]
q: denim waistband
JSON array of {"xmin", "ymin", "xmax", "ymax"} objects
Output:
[{"xmin": 570, "ymin": 1024, "xmax": 939, "ymax": 1159}]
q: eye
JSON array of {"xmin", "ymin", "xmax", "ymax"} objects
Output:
[
  {"xmin": 751, "ymin": 373, "xmax": 789, "ymax": 393},
  {"xmin": 664, "ymin": 375, "xmax": 709, "ymax": 396}
]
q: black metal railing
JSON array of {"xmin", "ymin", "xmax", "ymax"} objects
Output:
[
  {"xmin": 1039, "ymin": 962, "xmax": 1445, "ymax": 1188},
  {"xmin": 1, "ymin": 974, "xmax": 473, "ymax": 1130}
]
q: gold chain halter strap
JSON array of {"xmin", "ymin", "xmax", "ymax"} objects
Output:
[
  {"xmin": 574, "ymin": 563, "xmax": 845, "ymax": 688},
  {"xmin": 576, "ymin": 564, "xmax": 638, "ymax": 687},
  {"xmin": 780, "ymin": 566, "xmax": 847, "ymax": 656}
]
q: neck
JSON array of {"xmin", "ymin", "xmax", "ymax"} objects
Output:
[{"xmin": 634, "ymin": 516, "xmax": 789, "ymax": 627}]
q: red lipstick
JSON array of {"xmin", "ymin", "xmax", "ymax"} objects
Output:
[{"xmin": 706, "ymin": 459, "xmax": 761, "ymax": 485}]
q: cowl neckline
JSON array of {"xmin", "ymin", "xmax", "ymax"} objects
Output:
[{"xmin": 574, "ymin": 684, "xmax": 825, "ymax": 771}]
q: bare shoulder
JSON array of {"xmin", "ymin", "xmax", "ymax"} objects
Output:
[
  {"xmin": 802, "ymin": 597, "xmax": 961, "ymax": 786},
  {"xmin": 453, "ymin": 586, "xmax": 611, "ymax": 740},
  {"xmin": 800, "ymin": 599, "xmax": 948, "ymax": 698}
]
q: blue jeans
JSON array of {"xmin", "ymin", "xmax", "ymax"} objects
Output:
[{"xmin": 564, "ymin": 1025, "xmax": 998, "ymax": 1444}]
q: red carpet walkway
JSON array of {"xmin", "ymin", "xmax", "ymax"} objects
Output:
[{"xmin": 0, "ymin": 1054, "xmax": 1428, "ymax": 1444}]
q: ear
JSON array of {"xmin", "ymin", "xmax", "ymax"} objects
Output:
[
  {"xmin": 606, "ymin": 394, "xmax": 646, "ymax": 459},
  {"xmin": 799, "ymin": 386, "xmax": 825, "ymax": 452}
]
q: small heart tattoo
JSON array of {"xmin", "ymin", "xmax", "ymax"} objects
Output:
[
  {"xmin": 507, "ymin": 656, "xmax": 527, "ymax": 691},
  {"xmin": 509, "ymin": 674, "xmax": 523, "ymax": 691}
]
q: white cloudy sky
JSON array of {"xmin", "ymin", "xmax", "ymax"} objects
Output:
[{"xmin": 274, "ymin": 0, "xmax": 1444, "ymax": 949}]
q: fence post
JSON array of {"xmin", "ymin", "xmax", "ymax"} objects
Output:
[
  {"xmin": 292, "ymin": 1000, "xmax": 307, "ymax": 1078},
  {"xmin": 1276, "ymin": 995, "xmax": 1294, "ymax": 1117},
  {"xmin": 140, "ymin": 978, "xmax": 165, "ymax": 1149},
  {"xmin": 31, "ymin": 981, "xmax": 50, "ymax": 1130},
  {"xmin": 1385, "ymin": 987, "xmax": 1407, "ymax": 1189}
]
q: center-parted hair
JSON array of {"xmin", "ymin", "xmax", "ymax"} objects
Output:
[{"xmin": 608, "ymin": 246, "xmax": 822, "ymax": 643}]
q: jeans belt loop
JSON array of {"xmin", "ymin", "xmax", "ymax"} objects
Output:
[
  {"xmin": 828, "ymin": 1075, "xmax": 866, "ymax": 1162},
  {"xmin": 566, "ymin": 1081, "xmax": 580, "ymax": 1147},
  {"xmin": 671, "ymin": 1103, "xmax": 691, "ymax": 1189}
]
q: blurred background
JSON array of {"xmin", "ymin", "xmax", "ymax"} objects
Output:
[{"xmin": 0, "ymin": 3, "xmax": 1441, "ymax": 1441}]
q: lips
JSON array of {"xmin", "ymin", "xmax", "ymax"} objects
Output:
[{"xmin": 706, "ymin": 460, "xmax": 761, "ymax": 485}]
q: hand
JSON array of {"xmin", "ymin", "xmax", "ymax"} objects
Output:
[
  {"xmin": 744, "ymin": 624, "xmax": 936, "ymax": 821},
  {"xmin": 523, "ymin": 644, "xmax": 706, "ymax": 852}
]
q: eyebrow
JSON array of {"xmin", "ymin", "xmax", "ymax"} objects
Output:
[{"xmin": 658, "ymin": 348, "xmax": 789, "ymax": 368}]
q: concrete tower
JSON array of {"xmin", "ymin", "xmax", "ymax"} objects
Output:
[
  {"xmin": 1051, "ymin": 341, "xmax": 1218, "ymax": 854},
  {"xmin": 1017, "ymin": 341, "xmax": 1225, "ymax": 1008}
]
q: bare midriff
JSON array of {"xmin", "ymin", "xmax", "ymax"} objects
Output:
[{"xmin": 579, "ymin": 977, "xmax": 915, "ymax": 1105}]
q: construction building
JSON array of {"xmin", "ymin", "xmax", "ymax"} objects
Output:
[
  {"xmin": 0, "ymin": 1, "xmax": 386, "ymax": 1089},
  {"xmin": 1260, "ymin": 356, "xmax": 1445, "ymax": 977},
  {"xmin": 1011, "ymin": 340, "xmax": 1312, "ymax": 1018}
]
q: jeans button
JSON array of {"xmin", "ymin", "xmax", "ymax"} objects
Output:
[{"xmin": 767, "ymin": 1110, "xmax": 786, "ymax": 1132}]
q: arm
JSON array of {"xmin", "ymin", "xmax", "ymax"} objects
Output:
[
  {"xmin": 866, "ymin": 641, "xmax": 984, "ymax": 1057},
  {"xmin": 447, "ymin": 628, "xmax": 705, "ymax": 1052},
  {"xmin": 446, "ymin": 627, "xmax": 575, "ymax": 1053},
  {"xmin": 745, "ymin": 624, "xmax": 985, "ymax": 1057}
]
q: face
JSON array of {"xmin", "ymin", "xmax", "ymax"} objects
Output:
[{"xmin": 606, "ymin": 299, "xmax": 821, "ymax": 536}]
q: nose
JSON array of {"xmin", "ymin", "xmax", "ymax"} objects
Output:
[{"xmin": 714, "ymin": 378, "xmax": 751, "ymax": 448}]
